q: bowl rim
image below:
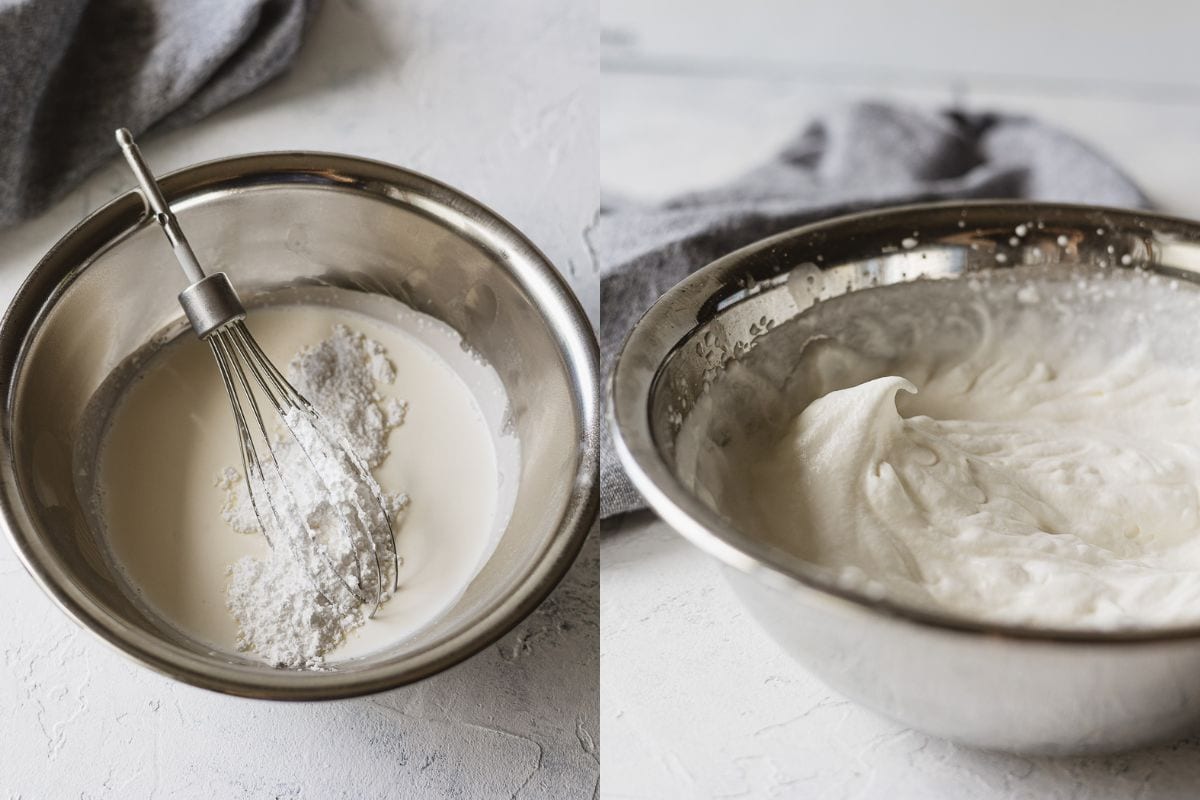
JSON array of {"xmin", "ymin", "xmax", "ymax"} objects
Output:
[
  {"xmin": 0, "ymin": 150, "xmax": 599, "ymax": 699},
  {"xmin": 609, "ymin": 197, "xmax": 1200, "ymax": 646}
]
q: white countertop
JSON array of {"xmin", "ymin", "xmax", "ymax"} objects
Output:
[
  {"xmin": 0, "ymin": 2, "xmax": 597, "ymax": 797},
  {"xmin": 600, "ymin": 3, "xmax": 1200, "ymax": 798}
]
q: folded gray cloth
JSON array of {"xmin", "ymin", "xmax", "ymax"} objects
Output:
[
  {"xmin": 0, "ymin": 0, "xmax": 318, "ymax": 227},
  {"xmin": 596, "ymin": 102, "xmax": 1149, "ymax": 518}
]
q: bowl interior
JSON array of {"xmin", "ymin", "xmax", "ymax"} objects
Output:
[
  {"xmin": 618, "ymin": 201, "xmax": 1200, "ymax": 632},
  {"xmin": 4, "ymin": 155, "xmax": 595, "ymax": 694}
]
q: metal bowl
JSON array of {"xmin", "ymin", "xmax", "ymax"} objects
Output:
[
  {"xmin": 0, "ymin": 152, "xmax": 598, "ymax": 699},
  {"xmin": 610, "ymin": 200, "xmax": 1200, "ymax": 754}
]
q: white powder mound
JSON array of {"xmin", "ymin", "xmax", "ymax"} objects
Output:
[
  {"xmin": 214, "ymin": 467, "xmax": 257, "ymax": 534},
  {"xmin": 218, "ymin": 324, "xmax": 409, "ymax": 669},
  {"xmin": 289, "ymin": 324, "xmax": 408, "ymax": 469},
  {"xmin": 226, "ymin": 545, "xmax": 364, "ymax": 671}
]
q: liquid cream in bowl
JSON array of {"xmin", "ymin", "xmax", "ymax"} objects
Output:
[
  {"xmin": 86, "ymin": 293, "xmax": 518, "ymax": 667},
  {"xmin": 683, "ymin": 266, "xmax": 1200, "ymax": 630}
]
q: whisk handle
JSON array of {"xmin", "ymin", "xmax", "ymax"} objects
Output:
[
  {"xmin": 114, "ymin": 128, "xmax": 206, "ymax": 285},
  {"xmin": 115, "ymin": 128, "xmax": 244, "ymax": 339}
]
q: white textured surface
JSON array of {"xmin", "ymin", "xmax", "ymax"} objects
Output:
[
  {"xmin": 602, "ymin": 517, "xmax": 1200, "ymax": 799},
  {"xmin": 0, "ymin": 1, "xmax": 597, "ymax": 797},
  {"xmin": 601, "ymin": 3, "xmax": 1200, "ymax": 797},
  {"xmin": 601, "ymin": 4, "xmax": 1200, "ymax": 215},
  {"xmin": 602, "ymin": 0, "xmax": 1200, "ymax": 95}
]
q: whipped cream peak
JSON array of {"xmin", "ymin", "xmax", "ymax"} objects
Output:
[{"xmin": 704, "ymin": 268, "xmax": 1200, "ymax": 630}]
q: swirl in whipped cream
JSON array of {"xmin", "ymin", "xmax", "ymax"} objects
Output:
[{"xmin": 708, "ymin": 268, "xmax": 1200, "ymax": 629}]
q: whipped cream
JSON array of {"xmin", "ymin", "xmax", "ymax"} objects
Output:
[{"xmin": 714, "ymin": 268, "xmax": 1200, "ymax": 629}]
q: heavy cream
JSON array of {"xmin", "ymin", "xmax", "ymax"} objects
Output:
[
  {"xmin": 708, "ymin": 268, "xmax": 1200, "ymax": 629},
  {"xmin": 95, "ymin": 300, "xmax": 517, "ymax": 663}
]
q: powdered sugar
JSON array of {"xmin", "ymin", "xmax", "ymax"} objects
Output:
[
  {"xmin": 214, "ymin": 467, "xmax": 257, "ymax": 534},
  {"xmin": 287, "ymin": 325, "xmax": 408, "ymax": 468},
  {"xmin": 219, "ymin": 324, "xmax": 409, "ymax": 668}
]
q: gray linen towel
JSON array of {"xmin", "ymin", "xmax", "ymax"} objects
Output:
[
  {"xmin": 0, "ymin": 0, "xmax": 319, "ymax": 227},
  {"xmin": 596, "ymin": 102, "xmax": 1149, "ymax": 518}
]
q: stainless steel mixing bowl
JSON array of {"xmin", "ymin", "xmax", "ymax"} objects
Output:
[
  {"xmin": 0, "ymin": 152, "xmax": 598, "ymax": 699},
  {"xmin": 610, "ymin": 200, "xmax": 1200, "ymax": 754}
]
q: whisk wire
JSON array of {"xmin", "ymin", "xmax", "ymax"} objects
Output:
[
  {"xmin": 210, "ymin": 338, "xmax": 273, "ymax": 553},
  {"xmin": 212, "ymin": 331, "xmax": 324, "ymax": 595},
  {"xmin": 213, "ymin": 323, "xmax": 372, "ymax": 608},
  {"xmin": 227, "ymin": 323, "xmax": 383, "ymax": 608},
  {"xmin": 210, "ymin": 333, "xmax": 344, "ymax": 607},
  {"xmin": 229, "ymin": 322, "xmax": 400, "ymax": 604}
]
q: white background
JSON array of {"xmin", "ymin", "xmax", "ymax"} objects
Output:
[
  {"xmin": 0, "ymin": 2, "xmax": 598, "ymax": 798},
  {"xmin": 601, "ymin": 2, "xmax": 1200, "ymax": 798}
]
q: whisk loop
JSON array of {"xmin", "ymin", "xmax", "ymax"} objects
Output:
[{"xmin": 116, "ymin": 128, "xmax": 399, "ymax": 616}]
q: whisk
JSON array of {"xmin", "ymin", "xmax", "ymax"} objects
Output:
[{"xmin": 115, "ymin": 128, "xmax": 398, "ymax": 616}]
